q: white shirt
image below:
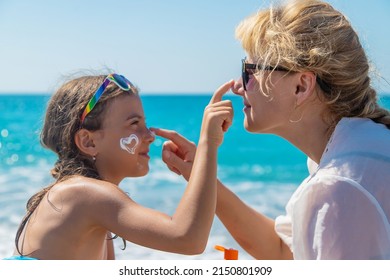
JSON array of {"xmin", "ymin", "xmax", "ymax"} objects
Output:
[{"xmin": 275, "ymin": 118, "xmax": 390, "ymax": 259}]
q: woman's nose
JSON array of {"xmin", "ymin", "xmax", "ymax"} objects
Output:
[{"xmin": 232, "ymin": 77, "xmax": 245, "ymax": 96}]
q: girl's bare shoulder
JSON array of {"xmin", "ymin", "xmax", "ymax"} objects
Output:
[{"xmin": 48, "ymin": 176, "xmax": 129, "ymax": 205}]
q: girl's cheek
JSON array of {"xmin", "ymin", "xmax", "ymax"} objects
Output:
[{"xmin": 119, "ymin": 133, "xmax": 140, "ymax": 155}]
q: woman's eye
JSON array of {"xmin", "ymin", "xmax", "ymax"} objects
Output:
[{"xmin": 248, "ymin": 70, "xmax": 256, "ymax": 75}]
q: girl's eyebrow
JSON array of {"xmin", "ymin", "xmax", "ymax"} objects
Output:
[{"xmin": 126, "ymin": 113, "xmax": 144, "ymax": 121}]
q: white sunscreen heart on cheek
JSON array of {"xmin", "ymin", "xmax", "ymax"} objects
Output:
[{"xmin": 120, "ymin": 134, "xmax": 140, "ymax": 155}]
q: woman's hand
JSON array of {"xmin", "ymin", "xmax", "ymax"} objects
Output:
[{"xmin": 151, "ymin": 128, "xmax": 196, "ymax": 181}]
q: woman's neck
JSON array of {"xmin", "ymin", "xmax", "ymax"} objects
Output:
[{"xmin": 278, "ymin": 107, "xmax": 333, "ymax": 164}]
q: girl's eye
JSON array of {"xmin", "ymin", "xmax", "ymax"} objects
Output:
[{"xmin": 130, "ymin": 120, "xmax": 139, "ymax": 126}]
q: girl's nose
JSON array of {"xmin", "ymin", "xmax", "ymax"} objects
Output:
[
  {"xmin": 232, "ymin": 77, "xmax": 245, "ymax": 96},
  {"xmin": 145, "ymin": 128, "xmax": 156, "ymax": 143}
]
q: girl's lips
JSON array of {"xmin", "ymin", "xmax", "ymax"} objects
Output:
[
  {"xmin": 139, "ymin": 153, "xmax": 150, "ymax": 159},
  {"xmin": 138, "ymin": 150, "xmax": 150, "ymax": 159}
]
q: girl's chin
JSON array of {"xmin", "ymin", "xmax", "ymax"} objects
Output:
[
  {"xmin": 135, "ymin": 166, "xmax": 150, "ymax": 177},
  {"xmin": 125, "ymin": 165, "xmax": 149, "ymax": 178}
]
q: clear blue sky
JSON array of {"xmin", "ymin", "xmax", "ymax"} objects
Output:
[{"xmin": 1, "ymin": 0, "xmax": 389, "ymax": 94}]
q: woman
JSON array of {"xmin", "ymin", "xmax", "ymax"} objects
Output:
[{"xmin": 156, "ymin": 0, "xmax": 390, "ymax": 259}]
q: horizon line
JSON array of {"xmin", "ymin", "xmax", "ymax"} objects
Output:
[
  {"xmin": 0, "ymin": 92, "xmax": 239, "ymax": 96},
  {"xmin": 0, "ymin": 91, "xmax": 390, "ymax": 96}
]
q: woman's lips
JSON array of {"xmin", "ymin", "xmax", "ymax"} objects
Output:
[{"xmin": 244, "ymin": 102, "xmax": 251, "ymax": 111}]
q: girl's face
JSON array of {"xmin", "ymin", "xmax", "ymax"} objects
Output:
[
  {"xmin": 235, "ymin": 58, "xmax": 297, "ymax": 135},
  {"xmin": 93, "ymin": 93, "xmax": 155, "ymax": 183}
]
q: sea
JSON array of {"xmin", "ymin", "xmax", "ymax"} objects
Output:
[{"xmin": 1, "ymin": 93, "xmax": 389, "ymax": 260}]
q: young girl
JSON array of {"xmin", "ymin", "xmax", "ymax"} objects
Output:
[{"xmin": 6, "ymin": 73, "xmax": 234, "ymax": 260}]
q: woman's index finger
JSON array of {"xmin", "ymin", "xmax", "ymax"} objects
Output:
[{"xmin": 151, "ymin": 128, "xmax": 192, "ymax": 148}]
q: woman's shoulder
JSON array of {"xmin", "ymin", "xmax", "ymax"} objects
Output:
[
  {"xmin": 333, "ymin": 118, "xmax": 390, "ymax": 152},
  {"xmin": 298, "ymin": 174, "xmax": 384, "ymax": 214},
  {"xmin": 304, "ymin": 173, "xmax": 366, "ymax": 196}
]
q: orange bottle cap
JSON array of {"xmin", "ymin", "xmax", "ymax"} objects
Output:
[{"xmin": 214, "ymin": 245, "xmax": 238, "ymax": 260}]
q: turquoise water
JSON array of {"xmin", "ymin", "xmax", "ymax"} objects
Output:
[{"xmin": 1, "ymin": 94, "xmax": 389, "ymax": 259}]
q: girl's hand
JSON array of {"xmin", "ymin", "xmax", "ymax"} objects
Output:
[
  {"xmin": 200, "ymin": 80, "xmax": 234, "ymax": 147},
  {"xmin": 152, "ymin": 80, "xmax": 234, "ymax": 180}
]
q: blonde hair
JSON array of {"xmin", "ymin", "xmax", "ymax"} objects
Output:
[{"xmin": 236, "ymin": 0, "xmax": 390, "ymax": 130}]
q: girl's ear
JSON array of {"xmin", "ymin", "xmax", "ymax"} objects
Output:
[
  {"xmin": 74, "ymin": 129, "xmax": 98, "ymax": 157},
  {"xmin": 294, "ymin": 72, "xmax": 317, "ymax": 106}
]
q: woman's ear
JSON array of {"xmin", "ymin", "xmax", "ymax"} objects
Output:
[
  {"xmin": 294, "ymin": 72, "xmax": 317, "ymax": 106},
  {"xmin": 74, "ymin": 129, "xmax": 98, "ymax": 157}
]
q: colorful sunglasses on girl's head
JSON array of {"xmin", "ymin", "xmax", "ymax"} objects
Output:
[{"xmin": 80, "ymin": 73, "xmax": 134, "ymax": 123}]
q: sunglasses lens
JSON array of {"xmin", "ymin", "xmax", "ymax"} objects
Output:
[
  {"xmin": 111, "ymin": 74, "xmax": 131, "ymax": 90},
  {"xmin": 242, "ymin": 60, "xmax": 247, "ymax": 89},
  {"xmin": 244, "ymin": 71, "xmax": 249, "ymax": 84}
]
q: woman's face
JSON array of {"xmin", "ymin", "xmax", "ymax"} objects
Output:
[
  {"xmin": 94, "ymin": 93, "xmax": 155, "ymax": 183},
  {"xmin": 235, "ymin": 58, "xmax": 297, "ymax": 135}
]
